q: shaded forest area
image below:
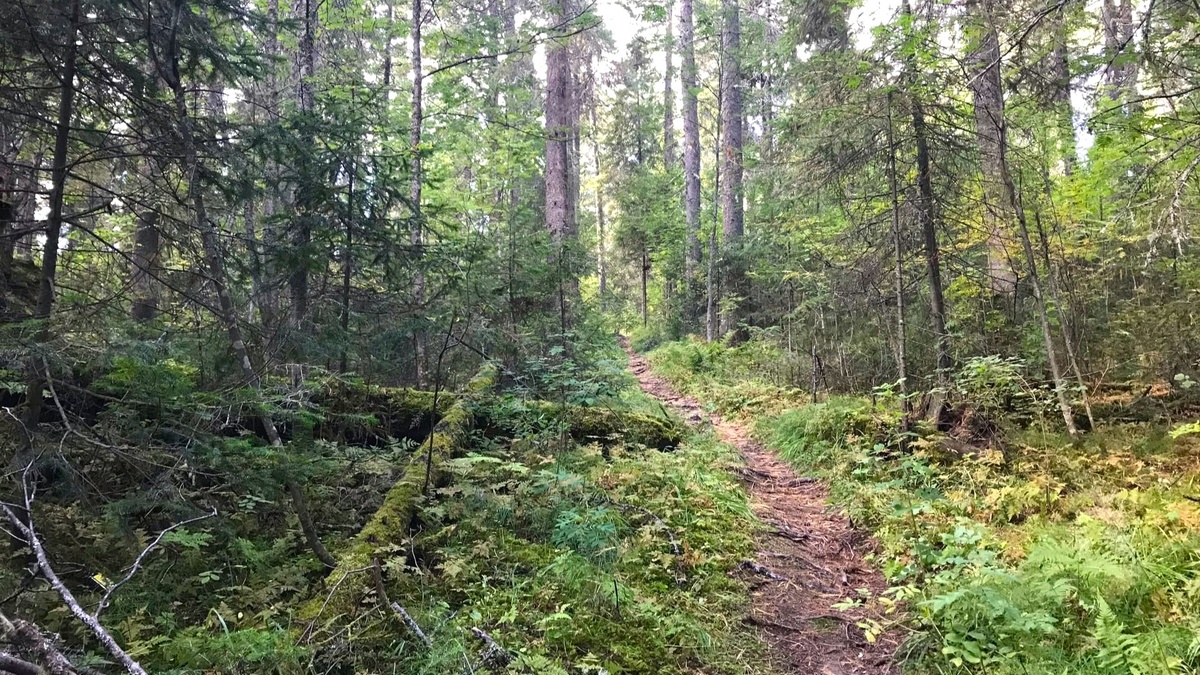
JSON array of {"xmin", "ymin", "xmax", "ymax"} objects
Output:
[{"xmin": 0, "ymin": 0, "xmax": 1199, "ymax": 672}]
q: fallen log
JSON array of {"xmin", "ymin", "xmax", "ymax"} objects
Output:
[
  {"xmin": 299, "ymin": 365, "xmax": 495, "ymax": 627},
  {"xmin": 489, "ymin": 401, "xmax": 684, "ymax": 451}
]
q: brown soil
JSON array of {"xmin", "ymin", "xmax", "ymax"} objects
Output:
[{"xmin": 624, "ymin": 342, "xmax": 900, "ymax": 674}]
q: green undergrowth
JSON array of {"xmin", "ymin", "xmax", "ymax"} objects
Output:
[
  {"xmin": 647, "ymin": 337, "xmax": 1200, "ymax": 675},
  {"xmin": 378, "ymin": 424, "xmax": 766, "ymax": 674},
  {"xmin": 1, "ymin": 341, "xmax": 767, "ymax": 674}
]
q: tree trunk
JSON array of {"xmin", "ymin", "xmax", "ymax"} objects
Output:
[
  {"xmin": 967, "ymin": 0, "xmax": 1015, "ymax": 294},
  {"xmin": 22, "ymin": 0, "xmax": 81, "ymax": 433},
  {"xmin": 887, "ymin": 95, "xmax": 909, "ymax": 419},
  {"xmin": 130, "ymin": 210, "xmax": 161, "ymax": 323},
  {"xmin": 681, "ymin": 0, "xmax": 701, "ymax": 328},
  {"xmin": 706, "ymin": 50, "xmax": 723, "ymax": 343},
  {"xmin": 290, "ymin": 0, "xmax": 318, "ymax": 337},
  {"xmin": 0, "ymin": 199, "xmax": 12, "ymax": 285},
  {"xmin": 339, "ymin": 157, "xmax": 355, "ymax": 373},
  {"xmin": 902, "ymin": 0, "xmax": 951, "ymax": 422},
  {"xmin": 662, "ymin": 1, "xmax": 676, "ymax": 170},
  {"xmin": 589, "ymin": 58, "xmax": 607, "ymax": 297},
  {"xmin": 545, "ymin": 0, "xmax": 577, "ymax": 326},
  {"xmin": 1049, "ymin": 4, "xmax": 1075, "ymax": 175},
  {"xmin": 1102, "ymin": 0, "xmax": 1137, "ymax": 100},
  {"xmin": 720, "ymin": 0, "xmax": 745, "ymax": 338},
  {"xmin": 411, "ymin": 0, "xmax": 427, "ymax": 385}
]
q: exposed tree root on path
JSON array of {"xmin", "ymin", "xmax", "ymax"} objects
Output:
[{"xmin": 623, "ymin": 340, "xmax": 900, "ymax": 674}]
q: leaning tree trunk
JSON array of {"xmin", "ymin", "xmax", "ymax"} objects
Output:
[
  {"xmin": 160, "ymin": 1, "xmax": 337, "ymax": 567},
  {"xmin": 1036, "ymin": 210, "xmax": 1094, "ymax": 429},
  {"xmin": 22, "ymin": 0, "xmax": 81, "ymax": 434},
  {"xmin": 1002, "ymin": 161, "xmax": 1078, "ymax": 437}
]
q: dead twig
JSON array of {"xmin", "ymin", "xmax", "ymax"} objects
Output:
[
  {"xmin": 96, "ymin": 508, "xmax": 217, "ymax": 617},
  {"xmin": 371, "ymin": 558, "xmax": 432, "ymax": 647}
]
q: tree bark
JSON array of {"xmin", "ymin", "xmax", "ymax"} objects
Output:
[
  {"xmin": 681, "ymin": 0, "xmax": 701, "ymax": 327},
  {"xmin": 902, "ymin": 0, "xmax": 952, "ymax": 421},
  {"xmin": 720, "ymin": 0, "xmax": 745, "ymax": 338},
  {"xmin": 967, "ymin": 0, "xmax": 1015, "ymax": 294},
  {"xmin": 662, "ymin": 1, "xmax": 676, "ymax": 170},
  {"xmin": 130, "ymin": 210, "xmax": 161, "ymax": 323},
  {"xmin": 22, "ymin": 0, "xmax": 81, "ymax": 433},
  {"xmin": 411, "ymin": 0, "xmax": 427, "ymax": 385}
]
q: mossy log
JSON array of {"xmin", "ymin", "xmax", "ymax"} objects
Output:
[
  {"xmin": 299, "ymin": 366, "xmax": 496, "ymax": 626},
  {"xmin": 310, "ymin": 380, "xmax": 449, "ymax": 444},
  {"xmin": 504, "ymin": 402, "xmax": 685, "ymax": 451},
  {"xmin": 299, "ymin": 372, "xmax": 684, "ymax": 632}
]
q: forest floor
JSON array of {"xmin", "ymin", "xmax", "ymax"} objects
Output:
[{"xmin": 622, "ymin": 339, "xmax": 900, "ymax": 674}]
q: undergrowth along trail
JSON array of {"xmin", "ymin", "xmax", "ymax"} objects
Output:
[{"xmin": 623, "ymin": 338, "xmax": 899, "ymax": 674}]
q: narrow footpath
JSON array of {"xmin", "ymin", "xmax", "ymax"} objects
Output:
[{"xmin": 624, "ymin": 342, "xmax": 899, "ymax": 674}]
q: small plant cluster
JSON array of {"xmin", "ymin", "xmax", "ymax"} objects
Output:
[{"xmin": 648, "ymin": 338, "xmax": 1200, "ymax": 675}]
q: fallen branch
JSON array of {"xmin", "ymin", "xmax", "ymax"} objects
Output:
[
  {"xmin": 0, "ymin": 651, "xmax": 47, "ymax": 675},
  {"xmin": 0, "ymin": 472, "xmax": 148, "ymax": 675},
  {"xmin": 389, "ymin": 602, "xmax": 432, "ymax": 647},
  {"xmin": 468, "ymin": 627, "xmax": 512, "ymax": 670},
  {"xmin": 740, "ymin": 560, "xmax": 787, "ymax": 582},
  {"xmin": 764, "ymin": 519, "xmax": 809, "ymax": 543},
  {"xmin": 0, "ymin": 613, "xmax": 76, "ymax": 675},
  {"xmin": 371, "ymin": 559, "xmax": 432, "ymax": 647}
]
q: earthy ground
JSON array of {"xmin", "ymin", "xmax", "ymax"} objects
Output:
[{"xmin": 623, "ymin": 342, "xmax": 900, "ymax": 675}]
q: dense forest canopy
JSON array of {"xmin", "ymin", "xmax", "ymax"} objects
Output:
[{"xmin": 1, "ymin": 0, "xmax": 1199, "ymax": 671}]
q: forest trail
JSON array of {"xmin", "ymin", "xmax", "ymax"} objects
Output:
[{"xmin": 622, "ymin": 340, "xmax": 899, "ymax": 674}]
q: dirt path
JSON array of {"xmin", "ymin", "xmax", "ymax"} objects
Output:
[{"xmin": 624, "ymin": 343, "xmax": 899, "ymax": 674}]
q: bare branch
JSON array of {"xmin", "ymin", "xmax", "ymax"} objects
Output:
[{"xmin": 96, "ymin": 508, "xmax": 218, "ymax": 617}]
